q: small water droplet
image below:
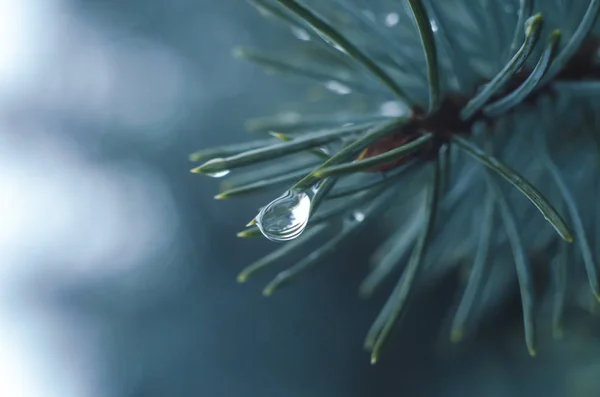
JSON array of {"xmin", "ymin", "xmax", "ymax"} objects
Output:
[
  {"xmin": 206, "ymin": 169, "xmax": 230, "ymax": 178},
  {"xmin": 430, "ymin": 20, "xmax": 438, "ymax": 32},
  {"xmin": 324, "ymin": 80, "xmax": 352, "ymax": 95},
  {"xmin": 256, "ymin": 189, "xmax": 312, "ymax": 242},
  {"xmin": 384, "ymin": 12, "xmax": 399, "ymax": 27},
  {"xmin": 318, "ymin": 146, "xmax": 331, "ymax": 156},
  {"xmin": 379, "ymin": 100, "xmax": 409, "ymax": 117},
  {"xmin": 196, "ymin": 158, "xmax": 231, "ymax": 178},
  {"xmin": 291, "ymin": 26, "xmax": 311, "ymax": 41},
  {"xmin": 352, "ymin": 211, "xmax": 365, "ymax": 222}
]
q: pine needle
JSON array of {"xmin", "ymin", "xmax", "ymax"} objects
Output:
[
  {"xmin": 407, "ymin": 0, "xmax": 440, "ymax": 112},
  {"xmin": 313, "ymin": 133, "xmax": 433, "ymax": 178},
  {"xmin": 452, "ymin": 134, "xmax": 573, "ymax": 243},
  {"xmin": 191, "ymin": 122, "xmax": 374, "ymax": 175},
  {"xmin": 368, "ymin": 155, "xmax": 441, "ymax": 364},
  {"xmin": 486, "ymin": 171, "xmax": 537, "ymax": 357},
  {"xmin": 274, "ymin": 0, "xmax": 412, "ymax": 103},
  {"xmin": 237, "ymin": 224, "xmax": 328, "ymax": 283},
  {"xmin": 484, "ymin": 29, "xmax": 561, "ymax": 117},
  {"xmin": 460, "ymin": 13, "xmax": 542, "ymax": 120},
  {"xmin": 450, "ymin": 189, "xmax": 495, "ymax": 342}
]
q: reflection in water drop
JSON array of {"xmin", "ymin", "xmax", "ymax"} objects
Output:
[
  {"xmin": 352, "ymin": 211, "xmax": 366, "ymax": 222},
  {"xmin": 324, "ymin": 80, "xmax": 352, "ymax": 95},
  {"xmin": 291, "ymin": 26, "xmax": 311, "ymax": 41},
  {"xmin": 206, "ymin": 169, "xmax": 230, "ymax": 178},
  {"xmin": 256, "ymin": 189, "xmax": 312, "ymax": 242},
  {"xmin": 430, "ymin": 19, "xmax": 439, "ymax": 32},
  {"xmin": 384, "ymin": 12, "xmax": 399, "ymax": 27}
]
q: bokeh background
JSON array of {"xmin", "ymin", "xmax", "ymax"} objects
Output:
[{"xmin": 1, "ymin": 1, "xmax": 599, "ymax": 396}]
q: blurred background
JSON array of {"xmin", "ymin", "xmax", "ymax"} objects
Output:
[{"xmin": 1, "ymin": 1, "xmax": 599, "ymax": 396}]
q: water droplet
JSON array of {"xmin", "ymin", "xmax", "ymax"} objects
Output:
[
  {"xmin": 256, "ymin": 189, "xmax": 312, "ymax": 242},
  {"xmin": 430, "ymin": 20, "xmax": 439, "ymax": 32},
  {"xmin": 324, "ymin": 80, "xmax": 352, "ymax": 95},
  {"xmin": 384, "ymin": 13, "xmax": 399, "ymax": 27},
  {"xmin": 379, "ymin": 100, "xmax": 409, "ymax": 117},
  {"xmin": 352, "ymin": 211, "xmax": 365, "ymax": 222},
  {"xmin": 318, "ymin": 146, "xmax": 331, "ymax": 156},
  {"xmin": 206, "ymin": 169, "xmax": 230, "ymax": 178},
  {"xmin": 291, "ymin": 26, "xmax": 311, "ymax": 41},
  {"xmin": 195, "ymin": 158, "xmax": 230, "ymax": 178}
]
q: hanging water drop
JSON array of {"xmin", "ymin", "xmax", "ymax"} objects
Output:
[
  {"xmin": 206, "ymin": 169, "xmax": 230, "ymax": 178},
  {"xmin": 256, "ymin": 189, "xmax": 312, "ymax": 242},
  {"xmin": 352, "ymin": 211, "xmax": 366, "ymax": 222}
]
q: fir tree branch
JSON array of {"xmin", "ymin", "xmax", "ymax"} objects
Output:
[
  {"xmin": 451, "ymin": 134, "xmax": 573, "ymax": 243},
  {"xmin": 191, "ymin": 122, "xmax": 375, "ymax": 175},
  {"xmin": 407, "ymin": 0, "xmax": 440, "ymax": 112},
  {"xmin": 233, "ymin": 46, "xmax": 381, "ymax": 95},
  {"xmin": 274, "ymin": 0, "xmax": 412, "ymax": 103},
  {"xmin": 269, "ymin": 132, "xmax": 331, "ymax": 160},
  {"xmin": 359, "ymin": 202, "xmax": 424, "ymax": 298},
  {"xmin": 508, "ymin": 0, "xmax": 534, "ymax": 56},
  {"xmin": 216, "ymin": 166, "xmax": 314, "ymax": 199},
  {"xmin": 460, "ymin": 13, "xmax": 543, "ymax": 120},
  {"xmin": 189, "ymin": 137, "xmax": 276, "ymax": 162},
  {"xmin": 485, "ymin": 171, "xmax": 537, "ymax": 357},
  {"xmin": 542, "ymin": 146, "xmax": 600, "ymax": 301},
  {"xmin": 262, "ymin": 185, "xmax": 399, "ymax": 295},
  {"xmin": 450, "ymin": 189, "xmax": 495, "ymax": 342},
  {"xmin": 245, "ymin": 112, "xmax": 392, "ymax": 133},
  {"xmin": 326, "ymin": 161, "xmax": 417, "ymax": 199},
  {"xmin": 484, "ymin": 29, "xmax": 561, "ymax": 117},
  {"xmin": 313, "ymin": 132, "xmax": 433, "ymax": 178},
  {"xmin": 237, "ymin": 223, "xmax": 328, "ymax": 283},
  {"xmin": 292, "ymin": 117, "xmax": 412, "ymax": 190},
  {"xmin": 369, "ymin": 155, "xmax": 441, "ymax": 364},
  {"xmin": 541, "ymin": 0, "xmax": 600, "ymax": 86}
]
